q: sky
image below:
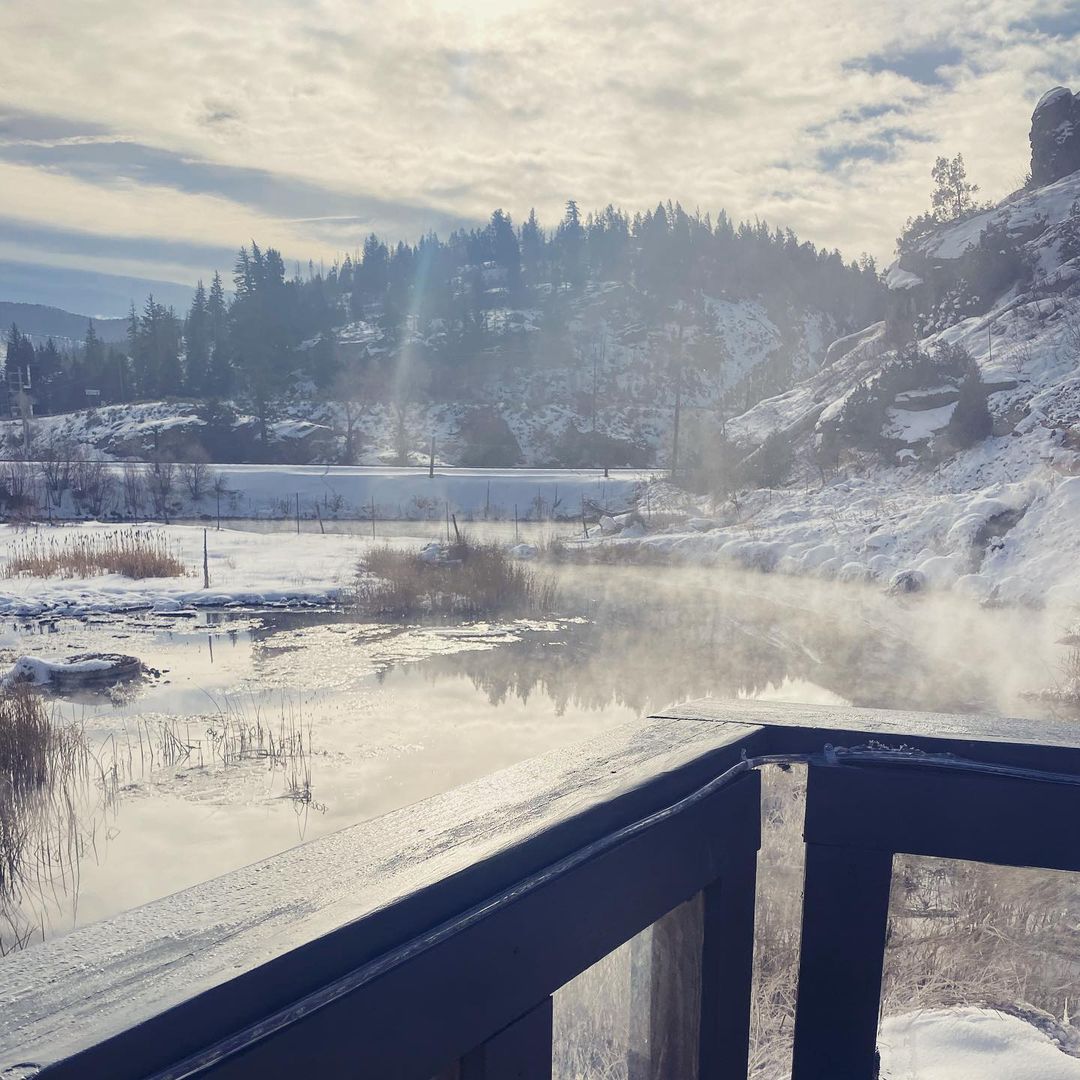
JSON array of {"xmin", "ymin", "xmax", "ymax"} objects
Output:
[{"xmin": 2, "ymin": 0, "xmax": 1080, "ymax": 315}]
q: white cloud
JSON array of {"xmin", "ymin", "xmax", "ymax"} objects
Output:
[{"xmin": 2, "ymin": 0, "xmax": 1079, "ymax": 281}]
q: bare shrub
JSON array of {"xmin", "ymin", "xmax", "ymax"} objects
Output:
[
  {"xmin": 0, "ymin": 460, "xmax": 39, "ymax": 519},
  {"xmin": 70, "ymin": 453, "xmax": 114, "ymax": 517},
  {"xmin": 4, "ymin": 528, "xmax": 187, "ymax": 579},
  {"xmin": 357, "ymin": 538, "xmax": 556, "ymax": 618}
]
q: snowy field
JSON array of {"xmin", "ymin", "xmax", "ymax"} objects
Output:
[
  {"xmin": 0, "ymin": 522, "xmax": 365, "ymax": 616},
  {"xmin": 30, "ymin": 463, "xmax": 653, "ymax": 522},
  {"xmin": 202, "ymin": 464, "xmax": 650, "ymax": 519}
]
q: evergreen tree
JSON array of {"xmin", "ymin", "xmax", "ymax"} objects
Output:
[
  {"xmin": 488, "ymin": 209, "xmax": 520, "ymax": 292},
  {"xmin": 228, "ymin": 244, "xmax": 295, "ymax": 447},
  {"xmin": 36, "ymin": 337, "xmax": 64, "ymax": 411},
  {"xmin": 206, "ymin": 271, "xmax": 230, "ymax": 395},
  {"xmin": 555, "ymin": 200, "xmax": 585, "ymax": 287},
  {"xmin": 184, "ymin": 280, "xmax": 210, "ymax": 394},
  {"xmin": 5, "ymin": 324, "xmax": 37, "ymax": 404},
  {"xmin": 520, "ymin": 209, "xmax": 544, "ymax": 287},
  {"xmin": 947, "ymin": 355, "xmax": 993, "ymax": 447}
]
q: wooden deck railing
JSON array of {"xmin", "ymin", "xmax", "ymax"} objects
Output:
[{"xmin": 5, "ymin": 698, "xmax": 1080, "ymax": 1079}]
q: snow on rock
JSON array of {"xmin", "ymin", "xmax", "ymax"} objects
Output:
[
  {"xmin": 884, "ymin": 403, "xmax": 957, "ymax": 444},
  {"xmin": 508, "ymin": 543, "xmax": 538, "ymax": 560},
  {"xmin": 982, "ymin": 477, "xmax": 1080, "ymax": 604},
  {"xmin": 4, "ymin": 655, "xmax": 114, "ymax": 686},
  {"xmin": 889, "ymin": 568, "xmax": 926, "ymax": 594},
  {"xmin": 879, "ymin": 1007, "xmax": 1080, "ymax": 1079},
  {"xmin": 884, "ymin": 264, "xmax": 925, "ymax": 290},
  {"xmin": 418, "ymin": 542, "xmax": 446, "ymax": 563}
]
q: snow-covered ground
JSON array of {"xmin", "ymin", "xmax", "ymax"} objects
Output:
[
  {"xmin": 611, "ymin": 471, "xmax": 1080, "ymax": 606},
  {"xmin": 175, "ymin": 464, "xmax": 650, "ymax": 520},
  {"xmin": 880, "ymin": 1007, "xmax": 1080, "ymax": 1079},
  {"xmin": 0, "ymin": 523, "xmax": 365, "ymax": 616},
  {"xmin": 8, "ymin": 463, "xmax": 652, "ymax": 522}
]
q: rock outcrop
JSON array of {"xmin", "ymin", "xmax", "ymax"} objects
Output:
[{"xmin": 1030, "ymin": 86, "xmax": 1080, "ymax": 186}]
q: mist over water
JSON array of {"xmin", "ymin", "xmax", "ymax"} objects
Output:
[
  {"xmin": 0, "ymin": 556, "xmax": 1067, "ymax": 949},
  {"xmin": 426, "ymin": 562, "xmax": 1063, "ymax": 719}
]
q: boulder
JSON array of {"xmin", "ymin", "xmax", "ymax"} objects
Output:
[{"xmin": 1030, "ymin": 86, "xmax": 1080, "ymax": 187}]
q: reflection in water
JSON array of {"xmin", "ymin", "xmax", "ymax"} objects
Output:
[{"xmin": 408, "ymin": 564, "xmax": 1057, "ymax": 719}]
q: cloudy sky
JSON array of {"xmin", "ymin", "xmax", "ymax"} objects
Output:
[{"xmin": 2, "ymin": 0, "xmax": 1080, "ymax": 314}]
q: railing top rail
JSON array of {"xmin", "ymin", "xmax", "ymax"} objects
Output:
[
  {"xmin": 0, "ymin": 713, "xmax": 763, "ymax": 1076},
  {"xmin": 660, "ymin": 697, "xmax": 1080, "ymax": 767},
  {"xmin": 5, "ymin": 697, "xmax": 1080, "ymax": 1076}
]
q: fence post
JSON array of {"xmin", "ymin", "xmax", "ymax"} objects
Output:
[
  {"xmin": 203, "ymin": 529, "xmax": 209, "ymax": 589},
  {"xmin": 631, "ymin": 772, "xmax": 760, "ymax": 1080},
  {"xmin": 791, "ymin": 767, "xmax": 893, "ymax": 1080}
]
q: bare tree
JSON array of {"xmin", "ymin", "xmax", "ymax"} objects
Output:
[
  {"xmin": 147, "ymin": 461, "xmax": 176, "ymax": 521},
  {"xmin": 71, "ymin": 452, "xmax": 114, "ymax": 517},
  {"xmin": 121, "ymin": 462, "xmax": 144, "ymax": 519},
  {"xmin": 179, "ymin": 453, "xmax": 217, "ymax": 504}
]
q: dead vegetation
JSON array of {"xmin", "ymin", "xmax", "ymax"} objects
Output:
[
  {"xmin": 356, "ymin": 538, "xmax": 557, "ymax": 618},
  {"xmin": 0, "ymin": 684, "xmax": 91, "ymax": 953},
  {"xmin": 3, "ymin": 528, "xmax": 187, "ymax": 580}
]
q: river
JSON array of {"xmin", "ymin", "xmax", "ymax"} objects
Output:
[{"xmin": 0, "ymin": 543, "xmax": 1068, "ymax": 951}]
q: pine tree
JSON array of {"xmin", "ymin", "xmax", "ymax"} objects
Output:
[
  {"xmin": 488, "ymin": 210, "xmax": 520, "ymax": 291},
  {"xmin": 184, "ymin": 280, "xmax": 210, "ymax": 395},
  {"xmin": 947, "ymin": 357, "xmax": 993, "ymax": 447},
  {"xmin": 555, "ymin": 200, "xmax": 585, "ymax": 287},
  {"xmin": 520, "ymin": 209, "xmax": 544, "ymax": 287},
  {"xmin": 206, "ymin": 271, "xmax": 230, "ymax": 395}
]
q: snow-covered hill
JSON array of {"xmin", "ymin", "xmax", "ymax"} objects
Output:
[
  {"xmin": 613, "ymin": 90, "xmax": 1080, "ymax": 606},
  {"xmin": 0, "ymin": 283, "xmax": 840, "ymax": 469}
]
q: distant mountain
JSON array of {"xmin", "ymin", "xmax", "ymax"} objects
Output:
[
  {"xmin": 0, "ymin": 301, "xmax": 129, "ymax": 349},
  {"xmin": 0, "ymin": 260, "xmax": 195, "ymax": 321}
]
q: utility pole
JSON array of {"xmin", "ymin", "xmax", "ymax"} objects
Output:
[{"xmin": 429, "ymin": 436, "xmax": 436, "ymax": 479}]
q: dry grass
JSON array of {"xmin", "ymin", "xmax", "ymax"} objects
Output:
[
  {"xmin": 357, "ymin": 539, "xmax": 557, "ymax": 619},
  {"xmin": 4, "ymin": 528, "xmax": 187, "ymax": 580},
  {"xmin": 0, "ymin": 684, "xmax": 90, "ymax": 953}
]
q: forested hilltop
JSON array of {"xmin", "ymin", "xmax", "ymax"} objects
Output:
[{"xmin": 2, "ymin": 201, "xmax": 883, "ymax": 466}]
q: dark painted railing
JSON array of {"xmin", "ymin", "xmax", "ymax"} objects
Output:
[{"xmin": 4, "ymin": 698, "xmax": 1080, "ymax": 1079}]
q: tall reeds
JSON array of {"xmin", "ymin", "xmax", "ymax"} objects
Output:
[{"xmin": 4, "ymin": 528, "xmax": 187, "ymax": 580}]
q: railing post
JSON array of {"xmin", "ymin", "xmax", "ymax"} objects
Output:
[
  {"xmin": 631, "ymin": 774, "xmax": 761, "ymax": 1080},
  {"xmin": 460, "ymin": 997, "xmax": 553, "ymax": 1080},
  {"xmin": 699, "ymin": 848, "xmax": 758, "ymax": 1079},
  {"xmin": 791, "ymin": 765, "xmax": 893, "ymax": 1080},
  {"xmin": 632, "ymin": 894, "xmax": 703, "ymax": 1080}
]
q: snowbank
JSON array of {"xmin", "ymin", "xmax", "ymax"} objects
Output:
[
  {"xmin": 611, "ymin": 476, "xmax": 1051, "ymax": 599},
  {"xmin": 879, "ymin": 1007, "xmax": 1080, "ymax": 1079}
]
